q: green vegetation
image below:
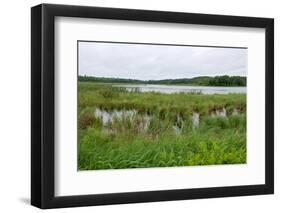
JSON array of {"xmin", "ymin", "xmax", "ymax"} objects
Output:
[
  {"xmin": 78, "ymin": 82, "xmax": 246, "ymax": 170},
  {"xmin": 79, "ymin": 75, "xmax": 246, "ymax": 87}
]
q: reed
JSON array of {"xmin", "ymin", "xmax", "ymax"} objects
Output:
[{"xmin": 78, "ymin": 82, "xmax": 246, "ymax": 170}]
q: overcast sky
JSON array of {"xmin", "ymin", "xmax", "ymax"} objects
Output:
[{"xmin": 78, "ymin": 42, "xmax": 247, "ymax": 80}]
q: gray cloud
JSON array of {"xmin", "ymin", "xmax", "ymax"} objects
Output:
[{"xmin": 78, "ymin": 42, "xmax": 247, "ymax": 80}]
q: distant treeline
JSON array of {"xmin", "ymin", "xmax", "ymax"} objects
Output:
[{"xmin": 79, "ymin": 75, "xmax": 246, "ymax": 86}]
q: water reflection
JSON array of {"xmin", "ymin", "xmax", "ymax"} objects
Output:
[
  {"xmin": 94, "ymin": 107, "xmax": 240, "ymax": 134},
  {"xmin": 114, "ymin": 84, "xmax": 246, "ymax": 94}
]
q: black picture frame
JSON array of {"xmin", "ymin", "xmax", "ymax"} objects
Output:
[{"xmin": 31, "ymin": 3, "xmax": 274, "ymax": 209}]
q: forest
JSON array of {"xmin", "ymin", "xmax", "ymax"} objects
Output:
[{"xmin": 78, "ymin": 75, "xmax": 246, "ymax": 87}]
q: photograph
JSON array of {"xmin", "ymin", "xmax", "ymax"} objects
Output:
[
  {"xmin": 78, "ymin": 41, "xmax": 247, "ymax": 171},
  {"xmin": 29, "ymin": 3, "xmax": 274, "ymax": 209}
]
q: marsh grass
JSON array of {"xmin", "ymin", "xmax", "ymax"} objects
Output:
[{"xmin": 78, "ymin": 82, "xmax": 246, "ymax": 170}]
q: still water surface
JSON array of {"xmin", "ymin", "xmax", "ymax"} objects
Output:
[{"xmin": 115, "ymin": 84, "xmax": 246, "ymax": 94}]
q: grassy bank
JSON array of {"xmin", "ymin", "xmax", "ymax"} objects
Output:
[{"xmin": 78, "ymin": 82, "xmax": 247, "ymax": 170}]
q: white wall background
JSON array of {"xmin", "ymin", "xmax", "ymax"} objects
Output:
[{"xmin": 0, "ymin": 0, "xmax": 279, "ymax": 212}]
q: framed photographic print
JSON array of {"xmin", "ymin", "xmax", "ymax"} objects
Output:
[{"xmin": 31, "ymin": 3, "xmax": 274, "ymax": 209}]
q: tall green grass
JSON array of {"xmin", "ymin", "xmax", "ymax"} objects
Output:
[{"xmin": 78, "ymin": 82, "xmax": 246, "ymax": 170}]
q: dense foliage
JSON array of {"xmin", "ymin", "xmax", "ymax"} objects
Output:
[{"xmin": 78, "ymin": 75, "xmax": 246, "ymax": 87}]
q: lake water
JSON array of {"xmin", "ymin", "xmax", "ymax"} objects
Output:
[
  {"xmin": 94, "ymin": 108, "xmax": 201, "ymax": 134},
  {"xmin": 115, "ymin": 84, "xmax": 246, "ymax": 94},
  {"xmin": 94, "ymin": 107, "xmax": 236, "ymax": 134}
]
